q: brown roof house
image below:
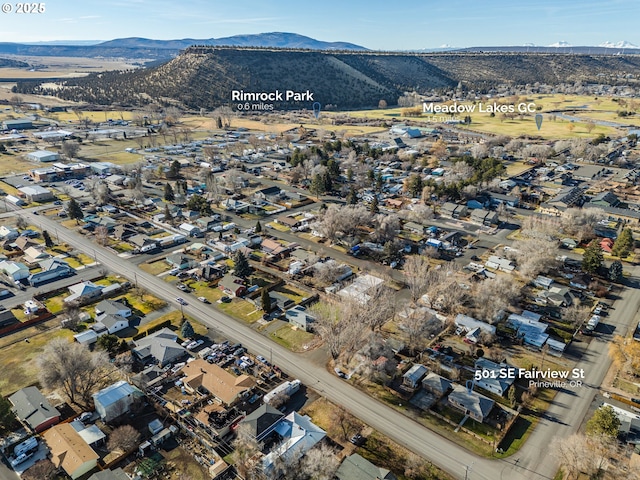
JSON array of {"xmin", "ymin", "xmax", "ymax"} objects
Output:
[
  {"xmin": 181, "ymin": 359, "xmax": 255, "ymax": 406},
  {"xmin": 43, "ymin": 423, "xmax": 99, "ymax": 479},
  {"xmin": 219, "ymin": 274, "xmax": 247, "ymax": 297}
]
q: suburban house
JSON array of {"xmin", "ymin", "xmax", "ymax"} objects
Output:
[
  {"xmin": 0, "ymin": 260, "xmax": 29, "ymax": 281},
  {"xmin": 421, "ymin": 373, "xmax": 453, "ymax": 397},
  {"xmin": 590, "ymin": 191, "xmax": 620, "ymax": 208},
  {"xmin": 285, "ymin": 306, "xmax": 315, "ymax": 332},
  {"xmin": 9, "ymin": 386, "xmax": 61, "ymax": 433},
  {"xmin": 275, "ymin": 215, "xmax": 301, "ymax": 230},
  {"xmin": 27, "ymin": 258, "xmax": 75, "ymax": 287},
  {"xmin": 600, "ymin": 238, "xmax": 614, "ymax": 253},
  {"xmin": 474, "ymin": 359, "xmax": 515, "ymax": 396},
  {"xmin": 540, "ymin": 186, "xmax": 585, "ymax": 214},
  {"xmin": 488, "ymin": 192, "xmax": 519, "ymax": 207},
  {"xmin": 95, "ymin": 299, "xmax": 131, "ymax": 318},
  {"xmin": 64, "ymin": 281, "xmax": 103, "ymax": 304},
  {"xmin": 0, "ymin": 310, "xmax": 19, "ymax": 331},
  {"xmin": 132, "ymin": 328, "xmax": 188, "ymax": 367},
  {"xmin": 219, "ymin": 274, "xmax": 247, "ymax": 297},
  {"xmin": 93, "ymin": 314, "xmax": 129, "ymax": 335},
  {"xmin": 570, "ymin": 274, "xmax": 591, "ymax": 290},
  {"xmin": 93, "ymin": 381, "xmax": 141, "ymax": 423},
  {"xmin": 0, "ymin": 226, "xmax": 19, "ymax": 241},
  {"xmin": 23, "ymin": 246, "xmax": 51, "ymax": 264},
  {"xmin": 485, "ymin": 256, "xmax": 515, "ymax": 273},
  {"xmin": 181, "ymin": 359, "xmax": 256, "ymax": 406},
  {"xmin": 507, "ymin": 313, "xmax": 549, "ymax": 348},
  {"xmin": 179, "ymin": 223, "xmax": 203, "ymax": 238},
  {"xmin": 71, "ymin": 421, "xmax": 106, "ymax": 449},
  {"xmin": 254, "ymin": 186, "xmax": 282, "ymax": 203},
  {"xmin": 336, "ymin": 453, "xmax": 398, "ymax": 480},
  {"xmin": 601, "ymin": 403, "xmax": 640, "ymax": 434},
  {"xmin": 196, "ymin": 216, "xmax": 221, "ymax": 231},
  {"xmin": 261, "ymin": 412, "xmax": 326, "ymax": 475},
  {"xmin": 448, "ymin": 384, "xmax": 495, "ymax": 423},
  {"xmin": 454, "ymin": 314, "xmax": 497, "ymax": 335},
  {"xmin": 403, "ymin": 364, "xmax": 428, "ymax": 389},
  {"xmin": 239, "ymin": 404, "xmax": 285, "ymax": 442},
  {"xmin": 166, "ymin": 253, "xmax": 198, "ymax": 270},
  {"xmin": 440, "ymin": 202, "xmax": 468, "ymax": 219},
  {"xmin": 43, "ymin": 423, "xmax": 100, "ymax": 479},
  {"xmin": 13, "ymin": 236, "xmax": 37, "ymax": 252},
  {"xmin": 470, "ymin": 208, "xmax": 500, "ymax": 225},
  {"xmin": 128, "ymin": 234, "xmax": 158, "ymax": 250}
]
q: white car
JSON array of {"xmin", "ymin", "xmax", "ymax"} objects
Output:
[{"xmin": 186, "ymin": 339, "xmax": 204, "ymax": 351}]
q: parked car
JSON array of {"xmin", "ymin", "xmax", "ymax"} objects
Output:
[{"xmin": 219, "ymin": 296, "xmax": 231, "ymax": 303}]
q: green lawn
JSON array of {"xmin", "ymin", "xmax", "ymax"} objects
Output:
[
  {"xmin": 117, "ymin": 292, "xmax": 167, "ymax": 316},
  {"xmin": 274, "ymin": 285, "xmax": 309, "ymax": 304},
  {"xmin": 139, "ymin": 260, "xmax": 172, "ymax": 276},
  {"xmin": 44, "ymin": 294, "xmax": 66, "ymax": 314},
  {"xmin": 188, "ymin": 281, "xmax": 224, "ymax": 303},
  {"xmin": 218, "ymin": 298, "xmax": 263, "ymax": 323},
  {"xmin": 268, "ymin": 324, "xmax": 316, "ymax": 352}
]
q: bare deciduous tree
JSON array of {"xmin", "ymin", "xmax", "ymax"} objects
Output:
[
  {"xmin": 94, "ymin": 225, "xmax": 109, "ymax": 247},
  {"xmin": 232, "ymin": 423, "xmax": 265, "ymax": 480},
  {"xmin": 403, "ymin": 255, "xmax": 431, "ymax": 303},
  {"xmin": 37, "ymin": 338, "xmax": 121, "ymax": 406},
  {"xmin": 107, "ymin": 424, "xmax": 141, "ymax": 452},
  {"xmin": 22, "ymin": 459, "xmax": 56, "ymax": 480}
]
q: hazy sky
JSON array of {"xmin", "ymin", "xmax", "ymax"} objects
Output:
[{"xmin": 1, "ymin": 0, "xmax": 638, "ymax": 49}]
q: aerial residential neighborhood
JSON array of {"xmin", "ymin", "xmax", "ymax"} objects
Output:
[{"xmin": 0, "ymin": 3, "xmax": 639, "ymax": 480}]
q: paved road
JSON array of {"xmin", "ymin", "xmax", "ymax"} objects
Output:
[{"xmin": 9, "ymin": 207, "xmax": 640, "ymax": 480}]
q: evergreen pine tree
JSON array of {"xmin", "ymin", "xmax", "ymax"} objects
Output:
[
  {"xmin": 233, "ymin": 251, "xmax": 251, "ymax": 278},
  {"xmin": 370, "ymin": 195, "xmax": 379, "ymax": 214},
  {"xmin": 180, "ymin": 320, "xmax": 195, "ymax": 339},
  {"xmin": 261, "ymin": 288, "xmax": 271, "ymax": 314},
  {"xmin": 42, "ymin": 230, "xmax": 54, "ymax": 247},
  {"xmin": 255, "ymin": 221, "xmax": 262, "ymax": 233},
  {"xmin": 67, "ymin": 198, "xmax": 83, "ymax": 224},
  {"xmin": 582, "ymin": 240, "xmax": 604, "ymax": 273},
  {"xmin": 609, "ymin": 260, "xmax": 623, "ymax": 282},
  {"xmin": 612, "ymin": 228, "xmax": 634, "ymax": 258},
  {"xmin": 164, "ymin": 182, "xmax": 175, "ymax": 202}
]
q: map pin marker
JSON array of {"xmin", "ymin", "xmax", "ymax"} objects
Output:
[
  {"xmin": 535, "ymin": 114, "xmax": 543, "ymax": 130},
  {"xmin": 312, "ymin": 102, "xmax": 321, "ymax": 119}
]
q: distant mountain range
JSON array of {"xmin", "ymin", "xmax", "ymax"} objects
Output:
[
  {"xmin": 2, "ymin": 33, "xmax": 640, "ymax": 60},
  {"xmin": 0, "ymin": 33, "xmax": 367, "ymax": 60}
]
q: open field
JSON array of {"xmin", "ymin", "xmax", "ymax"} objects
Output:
[
  {"xmin": 341, "ymin": 94, "xmax": 629, "ymax": 139},
  {"xmin": 268, "ymin": 324, "xmax": 316, "ymax": 352},
  {"xmin": 0, "ymin": 327, "xmax": 73, "ymax": 397},
  {"xmin": 0, "ymin": 56, "xmax": 140, "ymax": 79}
]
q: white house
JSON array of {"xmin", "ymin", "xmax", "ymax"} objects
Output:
[
  {"xmin": 0, "ymin": 260, "xmax": 29, "ymax": 281},
  {"xmin": 93, "ymin": 381, "xmax": 141, "ymax": 423},
  {"xmin": 0, "ymin": 225, "xmax": 19, "ymax": 241},
  {"xmin": 94, "ymin": 314, "xmax": 129, "ymax": 335}
]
